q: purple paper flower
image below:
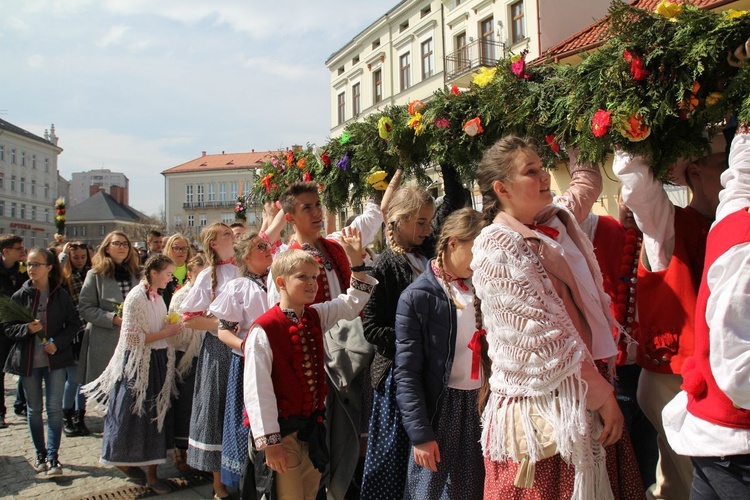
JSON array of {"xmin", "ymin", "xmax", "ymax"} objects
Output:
[{"xmin": 337, "ymin": 152, "xmax": 351, "ymax": 171}]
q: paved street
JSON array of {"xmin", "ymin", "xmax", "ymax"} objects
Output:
[{"xmin": 0, "ymin": 373, "xmax": 213, "ymax": 499}]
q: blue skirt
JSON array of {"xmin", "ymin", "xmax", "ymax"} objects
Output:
[
  {"xmin": 221, "ymin": 353, "xmax": 249, "ymax": 489},
  {"xmin": 361, "ymin": 367, "xmax": 411, "ymax": 500},
  {"xmin": 187, "ymin": 333, "xmax": 231, "ymax": 472},
  {"xmin": 101, "ymin": 349, "xmax": 174, "ymax": 466},
  {"xmin": 173, "ymin": 350, "xmax": 197, "ymax": 450}
]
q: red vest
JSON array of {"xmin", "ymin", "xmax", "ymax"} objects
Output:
[
  {"xmin": 683, "ymin": 208, "xmax": 750, "ymax": 428},
  {"xmin": 290, "ymin": 238, "xmax": 351, "ymax": 305},
  {"xmin": 636, "ymin": 206, "xmax": 710, "ymax": 374},
  {"xmin": 254, "ymin": 305, "xmax": 328, "ymax": 420},
  {"xmin": 592, "ymin": 216, "xmax": 641, "ymax": 365}
]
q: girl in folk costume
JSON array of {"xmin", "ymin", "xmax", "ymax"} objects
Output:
[
  {"xmin": 361, "ymin": 162, "xmax": 468, "ymax": 500},
  {"xmin": 167, "ymin": 253, "xmax": 206, "ymax": 472},
  {"xmin": 162, "ymin": 234, "xmax": 194, "ymax": 309},
  {"xmin": 60, "ymin": 241, "xmax": 93, "ymax": 437},
  {"xmin": 209, "ymin": 232, "xmax": 275, "ymax": 489},
  {"xmin": 77, "ymin": 231, "xmax": 140, "ymax": 385},
  {"xmin": 83, "ymin": 254, "xmax": 181, "ymax": 495},
  {"xmin": 471, "ymin": 136, "xmax": 636, "ymax": 499},
  {"xmin": 395, "ymin": 208, "xmax": 486, "ymax": 499},
  {"xmin": 180, "ymin": 223, "xmax": 239, "ymax": 500}
]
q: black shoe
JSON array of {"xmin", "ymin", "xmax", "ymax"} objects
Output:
[
  {"xmin": 46, "ymin": 457, "xmax": 63, "ymax": 476},
  {"xmin": 14, "ymin": 407, "xmax": 27, "ymax": 417},
  {"xmin": 0, "ymin": 415, "xmax": 8, "ymax": 429},
  {"xmin": 33, "ymin": 453, "xmax": 47, "ymax": 473},
  {"xmin": 63, "ymin": 409, "xmax": 78, "ymax": 437},
  {"xmin": 73, "ymin": 409, "xmax": 90, "ymax": 436}
]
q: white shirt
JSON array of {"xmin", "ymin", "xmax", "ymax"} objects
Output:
[
  {"xmin": 243, "ymin": 275, "xmax": 377, "ymax": 447},
  {"xmin": 437, "ymin": 278, "xmax": 482, "ymax": 390},
  {"xmin": 663, "ymin": 133, "xmax": 750, "ymax": 456},
  {"xmin": 209, "ymin": 276, "xmax": 268, "ymax": 355},
  {"xmin": 179, "ymin": 262, "xmax": 240, "ymax": 336}
]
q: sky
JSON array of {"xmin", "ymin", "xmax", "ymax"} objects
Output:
[{"xmin": 1, "ymin": 0, "xmax": 399, "ymax": 216}]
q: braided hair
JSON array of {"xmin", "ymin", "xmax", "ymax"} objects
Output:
[
  {"xmin": 385, "ymin": 186, "xmax": 434, "ymax": 253},
  {"xmin": 200, "ymin": 222, "xmax": 231, "ymax": 296}
]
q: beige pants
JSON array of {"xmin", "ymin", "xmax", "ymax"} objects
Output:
[
  {"xmin": 637, "ymin": 369, "xmax": 694, "ymax": 500},
  {"xmin": 275, "ymin": 432, "xmax": 321, "ymax": 500}
]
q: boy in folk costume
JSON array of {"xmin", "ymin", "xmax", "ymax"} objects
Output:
[
  {"xmin": 244, "ymin": 233, "xmax": 377, "ymax": 500},
  {"xmin": 613, "ymin": 130, "xmax": 728, "ymax": 499}
]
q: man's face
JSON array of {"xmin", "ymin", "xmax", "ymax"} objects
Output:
[
  {"xmin": 2, "ymin": 242, "xmax": 25, "ymax": 266},
  {"xmin": 287, "ymin": 192, "xmax": 323, "ymax": 236},
  {"xmin": 148, "ymin": 236, "xmax": 164, "ymax": 253}
]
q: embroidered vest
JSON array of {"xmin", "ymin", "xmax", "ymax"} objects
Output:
[
  {"xmin": 683, "ymin": 208, "xmax": 750, "ymax": 428},
  {"xmin": 291, "ymin": 238, "xmax": 351, "ymax": 304},
  {"xmin": 636, "ymin": 206, "xmax": 710, "ymax": 374},
  {"xmin": 253, "ymin": 305, "xmax": 328, "ymax": 420}
]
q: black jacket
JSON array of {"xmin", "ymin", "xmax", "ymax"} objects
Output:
[
  {"xmin": 0, "ymin": 260, "xmax": 28, "ymax": 298},
  {"xmin": 362, "ymin": 163, "xmax": 467, "ymax": 390},
  {"xmin": 3, "ymin": 280, "xmax": 81, "ymax": 375},
  {"xmin": 394, "ymin": 265, "xmax": 459, "ymax": 445}
]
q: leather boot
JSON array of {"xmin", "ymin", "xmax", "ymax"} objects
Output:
[
  {"xmin": 63, "ymin": 409, "xmax": 78, "ymax": 437},
  {"xmin": 73, "ymin": 410, "xmax": 90, "ymax": 436}
]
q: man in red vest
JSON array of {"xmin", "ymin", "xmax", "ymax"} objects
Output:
[
  {"xmin": 663, "ymin": 125, "xmax": 750, "ymax": 498},
  {"xmin": 613, "ymin": 133, "xmax": 727, "ymax": 499}
]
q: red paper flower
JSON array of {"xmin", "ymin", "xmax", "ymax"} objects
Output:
[
  {"xmin": 450, "ymin": 85, "xmax": 460, "ymax": 95},
  {"xmin": 321, "ymin": 152, "xmax": 330, "ymax": 168},
  {"xmin": 510, "ymin": 53, "xmax": 531, "ymax": 80},
  {"xmin": 545, "ymin": 134, "xmax": 560, "ymax": 153},
  {"xmin": 591, "ymin": 109, "xmax": 612, "ymax": 138},
  {"xmin": 408, "ymin": 100, "xmax": 425, "ymax": 116},
  {"xmin": 623, "ymin": 50, "xmax": 650, "ymax": 82},
  {"xmin": 286, "ymin": 151, "xmax": 294, "ymax": 167},
  {"xmin": 435, "ymin": 117, "xmax": 450, "ymax": 129},
  {"xmin": 303, "ymin": 171, "xmax": 312, "ymax": 182},
  {"xmin": 261, "ymin": 174, "xmax": 274, "ymax": 193}
]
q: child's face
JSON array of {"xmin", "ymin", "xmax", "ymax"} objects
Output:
[
  {"xmin": 210, "ymin": 226, "xmax": 235, "ymax": 253},
  {"xmin": 395, "ymin": 205, "xmax": 435, "ymax": 248},
  {"xmin": 279, "ymin": 262, "xmax": 320, "ymax": 306},
  {"xmin": 287, "ymin": 192, "xmax": 323, "ymax": 235},
  {"xmin": 150, "ymin": 264, "xmax": 174, "ymax": 290},
  {"xmin": 242, "ymin": 238, "xmax": 274, "ymax": 275}
]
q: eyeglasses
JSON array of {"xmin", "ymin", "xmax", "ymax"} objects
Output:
[
  {"xmin": 254, "ymin": 242, "xmax": 271, "ymax": 252},
  {"xmin": 25, "ymin": 262, "xmax": 48, "ymax": 269},
  {"xmin": 109, "ymin": 241, "xmax": 130, "ymax": 248},
  {"xmin": 171, "ymin": 246, "xmax": 189, "ymax": 253},
  {"xmin": 11, "ymin": 246, "xmax": 25, "ymax": 251}
]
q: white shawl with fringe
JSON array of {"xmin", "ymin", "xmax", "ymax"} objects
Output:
[
  {"xmin": 471, "ymin": 207, "xmax": 615, "ymax": 500},
  {"xmin": 83, "ymin": 281, "xmax": 176, "ymax": 432}
]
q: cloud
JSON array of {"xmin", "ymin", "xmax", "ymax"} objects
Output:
[
  {"xmin": 6, "ymin": 16, "xmax": 31, "ymax": 33},
  {"xmin": 98, "ymin": 25, "xmax": 129, "ymax": 47},
  {"xmin": 27, "ymin": 54, "xmax": 45, "ymax": 68}
]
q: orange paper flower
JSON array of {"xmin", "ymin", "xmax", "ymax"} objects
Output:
[
  {"xmin": 408, "ymin": 100, "xmax": 426, "ymax": 116},
  {"xmin": 616, "ymin": 113, "xmax": 651, "ymax": 142},
  {"xmin": 463, "ymin": 117, "xmax": 483, "ymax": 136},
  {"xmin": 297, "ymin": 157, "xmax": 307, "ymax": 170}
]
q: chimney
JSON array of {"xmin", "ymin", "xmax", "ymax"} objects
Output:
[
  {"xmin": 222, "ymin": 150, "xmax": 225, "ymax": 154},
  {"xmin": 110, "ymin": 185, "xmax": 126, "ymax": 204},
  {"xmin": 89, "ymin": 185, "xmax": 105, "ymax": 197},
  {"xmin": 202, "ymin": 151, "xmax": 206, "ymax": 157},
  {"xmin": 251, "ymin": 149, "xmax": 255, "ymax": 153}
]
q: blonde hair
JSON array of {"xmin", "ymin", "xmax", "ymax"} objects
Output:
[
  {"xmin": 164, "ymin": 233, "xmax": 194, "ymax": 264},
  {"xmin": 386, "ymin": 186, "xmax": 434, "ymax": 253},
  {"xmin": 434, "ymin": 208, "xmax": 485, "ymax": 309},
  {"xmin": 476, "ymin": 135, "xmax": 535, "ymax": 223},
  {"xmin": 270, "ymin": 249, "xmax": 318, "ymax": 292},
  {"xmin": 92, "ymin": 231, "xmax": 140, "ymax": 278},
  {"xmin": 200, "ymin": 223, "xmax": 231, "ymax": 294},
  {"xmin": 233, "ymin": 231, "xmax": 262, "ymax": 275}
]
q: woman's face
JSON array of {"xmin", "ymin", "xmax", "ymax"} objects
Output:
[
  {"xmin": 395, "ymin": 205, "xmax": 435, "ymax": 249},
  {"xmin": 168, "ymin": 238, "xmax": 189, "ymax": 266},
  {"xmin": 69, "ymin": 248, "xmax": 88, "ymax": 271},
  {"xmin": 444, "ymin": 238, "xmax": 476, "ymax": 279},
  {"xmin": 495, "ymin": 149, "xmax": 552, "ymax": 224},
  {"xmin": 149, "ymin": 264, "xmax": 175, "ymax": 290},
  {"xmin": 210, "ymin": 227, "xmax": 235, "ymax": 258},
  {"xmin": 106, "ymin": 235, "xmax": 130, "ymax": 265},
  {"xmin": 26, "ymin": 251, "xmax": 52, "ymax": 285},
  {"xmin": 242, "ymin": 238, "xmax": 274, "ymax": 275},
  {"xmin": 187, "ymin": 265, "xmax": 206, "ymax": 283}
]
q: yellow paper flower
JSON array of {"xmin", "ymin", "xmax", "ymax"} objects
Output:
[
  {"xmin": 372, "ymin": 181, "xmax": 389, "ymax": 191},
  {"xmin": 472, "ymin": 67, "xmax": 497, "ymax": 88},
  {"xmin": 655, "ymin": 1, "xmax": 683, "ymax": 19},
  {"xmin": 378, "ymin": 116, "xmax": 393, "ymax": 140},
  {"xmin": 705, "ymin": 92, "xmax": 723, "ymax": 106},
  {"xmin": 165, "ymin": 312, "xmax": 180, "ymax": 324},
  {"xmin": 409, "ymin": 112, "xmax": 424, "ymax": 135},
  {"xmin": 724, "ymin": 9, "xmax": 749, "ymax": 19},
  {"xmin": 366, "ymin": 170, "xmax": 387, "ymax": 185}
]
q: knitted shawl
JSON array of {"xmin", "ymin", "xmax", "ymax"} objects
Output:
[
  {"xmin": 471, "ymin": 205, "xmax": 616, "ymax": 500},
  {"xmin": 82, "ymin": 281, "xmax": 176, "ymax": 432}
]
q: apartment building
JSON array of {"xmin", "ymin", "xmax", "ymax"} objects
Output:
[
  {"xmin": 0, "ymin": 118, "xmax": 62, "ymax": 247},
  {"xmin": 70, "ymin": 168, "xmax": 130, "ymax": 206}
]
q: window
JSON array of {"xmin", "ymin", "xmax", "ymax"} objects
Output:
[
  {"xmin": 0, "ymin": 201, "xmax": 4, "ymax": 216},
  {"xmin": 20, "ymin": 177, "xmax": 25, "ymax": 193},
  {"xmin": 20, "ymin": 204, "xmax": 25, "ymax": 219},
  {"xmin": 352, "ymin": 56, "xmax": 360, "ymax": 64},
  {"xmin": 230, "ymin": 182, "xmax": 238, "ymax": 200},
  {"xmin": 186, "ymin": 184, "xmax": 194, "ymax": 203},
  {"xmin": 32, "ymin": 155, "xmax": 36, "ymax": 169},
  {"xmin": 10, "ymin": 175, "xmax": 16, "ymax": 191},
  {"xmin": 0, "ymin": 175, "xmax": 3, "ymax": 190},
  {"xmin": 11, "ymin": 149, "xmax": 16, "ymax": 164},
  {"xmin": 372, "ymin": 39, "xmax": 381, "ymax": 49},
  {"xmin": 175, "ymin": 215, "xmax": 183, "ymax": 227},
  {"xmin": 338, "ymin": 66, "xmax": 345, "ymax": 75},
  {"xmin": 399, "ymin": 52, "xmax": 411, "ymax": 91},
  {"xmin": 31, "ymin": 180, "xmax": 36, "ymax": 195},
  {"xmin": 20, "ymin": 152, "xmax": 25, "ymax": 167},
  {"xmin": 352, "ymin": 83, "xmax": 361, "ymax": 116},
  {"xmin": 44, "ymin": 158, "xmax": 49, "ymax": 172},
  {"xmin": 188, "ymin": 215, "xmax": 195, "ymax": 227},
  {"xmin": 0, "ymin": 145, "xmax": 4, "ymax": 161},
  {"xmin": 480, "ymin": 17, "xmax": 496, "ymax": 65},
  {"xmin": 222, "ymin": 213, "xmax": 234, "ymax": 224},
  {"xmin": 81, "ymin": 226, "xmax": 86, "ymax": 236},
  {"xmin": 456, "ymin": 32, "xmax": 468, "ymax": 71},
  {"xmin": 373, "ymin": 69, "xmax": 383, "ymax": 104},
  {"xmin": 44, "ymin": 208, "xmax": 49, "ymax": 222},
  {"xmin": 72, "ymin": 226, "xmax": 78, "ymax": 237},
  {"xmin": 199, "ymin": 214, "xmax": 207, "ymax": 227},
  {"xmin": 511, "ymin": 1, "xmax": 526, "ymax": 44},
  {"xmin": 44, "ymin": 183, "xmax": 49, "ymax": 199},
  {"xmin": 100, "ymin": 225, "xmax": 106, "ymax": 236},
  {"xmin": 31, "ymin": 205, "xmax": 36, "ymax": 221},
  {"xmin": 10, "ymin": 203, "xmax": 16, "ymax": 218},
  {"xmin": 197, "ymin": 184, "xmax": 205, "ymax": 203},
  {"xmin": 219, "ymin": 182, "xmax": 227, "ymax": 202},
  {"xmin": 337, "ymin": 92, "xmax": 346, "ymax": 125},
  {"xmin": 421, "ymin": 6, "xmax": 431, "ymax": 17},
  {"xmin": 421, "ymin": 38, "xmax": 434, "ymax": 80},
  {"xmin": 399, "ymin": 21, "xmax": 409, "ymax": 33},
  {"xmin": 208, "ymin": 182, "xmax": 215, "ymax": 202}
]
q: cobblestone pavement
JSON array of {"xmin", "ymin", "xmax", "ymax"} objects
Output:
[{"xmin": 0, "ymin": 373, "xmax": 211, "ymax": 499}]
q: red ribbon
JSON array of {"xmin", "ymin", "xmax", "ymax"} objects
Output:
[
  {"xmin": 468, "ymin": 329, "xmax": 486, "ymax": 380},
  {"xmin": 527, "ymin": 224, "xmax": 559, "ymax": 240}
]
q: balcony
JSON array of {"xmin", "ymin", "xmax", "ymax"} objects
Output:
[
  {"xmin": 445, "ymin": 38, "xmax": 506, "ymax": 86},
  {"xmin": 182, "ymin": 200, "xmax": 239, "ymax": 209}
]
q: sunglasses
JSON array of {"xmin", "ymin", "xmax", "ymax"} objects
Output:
[{"xmin": 70, "ymin": 243, "xmax": 88, "ymax": 249}]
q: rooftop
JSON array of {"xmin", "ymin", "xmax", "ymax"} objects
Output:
[
  {"xmin": 161, "ymin": 150, "xmax": 278, "ymax": 175},
  {"xmin": 0, "ymin": 118, "xmax": 59, "ymax": 148},
  {"xmin": 66, "ymin": 190, "xmax": 147, "ymax": 222}
]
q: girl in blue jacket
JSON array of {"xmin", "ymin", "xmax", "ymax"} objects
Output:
[{"xmin": 394, "ymin": 208, "xmax": 486, "ymax": 499}]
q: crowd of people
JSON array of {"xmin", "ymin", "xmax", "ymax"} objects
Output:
[{"xmin": 2, "ymin": 91, "xmax": 750, "ymax": 500}]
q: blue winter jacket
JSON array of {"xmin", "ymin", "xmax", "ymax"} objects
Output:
[{"xmin": 394, "ymin": 263, "xmax": 459, "ymax": 445}]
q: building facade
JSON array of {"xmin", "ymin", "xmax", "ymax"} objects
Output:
[
  {"xmin": 70, "ymin": 168, "xmax": 130, "ymax": 207},
  {"xmin": 162, "ymin": 150, "xmax": 274, "ymax": 240},
  {"xmin": 0, "ymin": 119, "xmax": 62, "ymax": 247},
  {"xmin": 65, "ymin": 190, "xmax": 150, "ymax": 247}
]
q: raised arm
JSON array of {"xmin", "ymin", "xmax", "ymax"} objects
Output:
[{"xmin": 553, "ymin": 151, "xmax": 603, "ymax": 224}]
